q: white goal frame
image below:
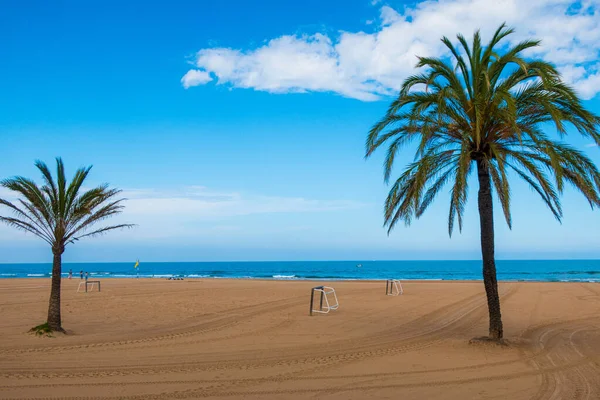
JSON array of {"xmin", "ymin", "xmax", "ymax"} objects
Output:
[
  {"xmin": 310, "ymin": 286, "xmax": 339, "ymax": 315},
  {"xmin": 77, "ymin": 281, "xmax": 101, "ymax": 293},
  {"xmin": 386, "ymin": 279, "xmax": 403, "ymax": 296}
]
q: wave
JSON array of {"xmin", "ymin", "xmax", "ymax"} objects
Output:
[
  {"xmin": 272, "ymin": 275, "xmax": 296, "ymax": 279},
  {"xmin": 27, "ymin": 274, "xmax": 46, "ymax": 277},
  {"xmin": 562, "ymin": 271, "xmax": 600, "ymax": 275},
  {"xmin": 402, "ymin": 278, "xmax": 443, "ymax": 281}
]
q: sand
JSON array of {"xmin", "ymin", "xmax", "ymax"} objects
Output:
[{"xmin": 0, "ymin": 278, "xmax": 599, "ymax": 399}]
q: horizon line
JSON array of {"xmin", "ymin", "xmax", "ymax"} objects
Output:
[{"xmin": 1, "ymin": 258, "xmax": 600, "ymax": 264}]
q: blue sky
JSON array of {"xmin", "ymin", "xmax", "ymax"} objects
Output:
[{"xmin": 1, "ymin": 0, "xmax": 599, "ymax": 262}]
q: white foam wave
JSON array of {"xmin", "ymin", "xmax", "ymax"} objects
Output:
[{"xmin": 272, "ymin": 275, "xmax": 296, "ymax": 279}]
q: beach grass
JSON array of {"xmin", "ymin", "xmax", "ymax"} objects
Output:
[{"xmin": 29, "ymin": 322, "xmax": 55, "ymax": 337}]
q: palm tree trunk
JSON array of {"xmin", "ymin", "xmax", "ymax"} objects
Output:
[
  {"xmin": 476, "ymin": 159, "xmax": 503, "ymax": 339},
  {"xmin": 47, "ymin": 249, "xmax": 64, "ymax": 332}
]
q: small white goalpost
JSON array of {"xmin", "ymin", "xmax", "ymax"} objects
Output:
[
  {"xmin": 309, "ymin": 286, "xmax": 339, "ymax": 315},
  {"xmin": 386, "ymin": 279, "xmax": 403, "ymax": 296},
  {"xmin": 77, "ymin": 281, "xmax": 101, "ymax": 293}
]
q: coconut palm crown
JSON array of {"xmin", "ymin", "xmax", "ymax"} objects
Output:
[
  {"xmin": 366, "ymin": 24, "xmax": 600, "ymax": 339},
  {"xmin": 0, "ymin": 158, "xmax": 133, "ymax": 332}
]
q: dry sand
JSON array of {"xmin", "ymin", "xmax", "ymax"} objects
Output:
[{"xmin": 0, "ymin": 278, "xmax": 599, "ymax": 399}]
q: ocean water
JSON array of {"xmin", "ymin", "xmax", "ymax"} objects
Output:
[{"xmin": 0, "ymin": 260, "xmax": 599, "ymax": 282}]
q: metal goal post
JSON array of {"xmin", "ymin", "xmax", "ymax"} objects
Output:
[
  {"xmin": 309, "ymin": 286, "xmax": 339, "ymax": 315},
  {"xmin": 77, "ymin": 281, "xmax": 101, "ymax": 293},
  {"xmin": 385, "ymin": 279, "xmax": 403, "ymax": 296}
]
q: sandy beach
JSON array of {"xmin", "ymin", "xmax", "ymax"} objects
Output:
[{"xmin": 1, "ymin": 278, "xmax": 599, "ymax": 399}]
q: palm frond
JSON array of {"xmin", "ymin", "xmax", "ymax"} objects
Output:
[
  {"xmin": 0, "ymin": 216, "xmax": 53, "ymax": 245},
  {"xmin": 68, "ymin": 224, "xmax": 134, "ymax": 243},
  {"xmin": 0, "ymin": 199, "xmax": 54, "ymax": 243},
  {"xmin": 35, "ymin": 160, "xmax": 58, "ymax": 206}
]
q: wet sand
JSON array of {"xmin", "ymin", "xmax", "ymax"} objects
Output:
[{"xmin": 1, "ymin": 278, "xmax": 599, "ymax": 399}]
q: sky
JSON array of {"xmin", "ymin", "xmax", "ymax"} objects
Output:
[{"xmin": 0, "ymin": 0, "xmax": 599, "ymax": 262}]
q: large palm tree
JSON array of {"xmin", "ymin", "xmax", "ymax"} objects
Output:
[
  {"xmin": 0, "ymin": 158, "xmax": 132, "ymax": 332},
  {"xmin": 366, "ymin": 24, "xmax": 600, "ymax": 340}
]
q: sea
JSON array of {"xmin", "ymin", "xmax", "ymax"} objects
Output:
[{"xmin": 0, "ymin": 260, "xmax": 599, "ymax": 282}]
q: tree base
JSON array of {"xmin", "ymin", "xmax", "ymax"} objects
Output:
[
  {"xmin": 469, "ymin": 336, "xmax": 509, "ymax": 347},
  {"xmin": 29, "ymin": 322, "xmax": 66, "ymax": 337}
]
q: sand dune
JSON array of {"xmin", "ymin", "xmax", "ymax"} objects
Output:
[{"xmin": 1, "ymin": 278, "xmax": 599, "ymax": 399}]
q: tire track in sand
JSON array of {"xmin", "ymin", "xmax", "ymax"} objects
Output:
[
  {"xmin": 0, "ymin": 296, "xmax": 305, "ymax": 357},
  {"xmin": 1, "ymin": 285, "xmax": 505, "ymax": 380},
  {"xmin": 526, "ymin": 318, "xmax": 600, "ymax": 400},
  {"xmin": 1, "ymin": 284, "xmax": 521, "ymax": 400},
  {"xmin": 4, "ymin": 357, "xmax": 600, "ymax": 400}
]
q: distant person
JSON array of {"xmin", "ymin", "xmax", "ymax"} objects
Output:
[
  {"xmin": 80, "ymin": 270, "xmax": 83, "ymax": 280},
  {"xmin": 68, "ymin": 269, "xmax": 72, "ymax": 280},
  {"xmin": 85, "ymin": 272, "xmax": 88, "ymax": 281}
]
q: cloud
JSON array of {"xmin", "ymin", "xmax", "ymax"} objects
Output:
[
  {"xmin": 114, "ymin": 186, "xmax": 364, "ymax": 240},
  {"xmin": 182, "ymin": 0, "xmax": 600, "ymax": 101},
  {"xmin": 181, "ymin": 69, "xmax": 212, "ymax": 88},
  {"xmin": 585, "ymin": 143, "xmax": 599, "ymax": 147},
  {"xmin": 121, "ymin": 186, "xmax": 363, "ymax": 217},
  {"xmin": 0, "ymin": 185, "xmax": 363, "ymax": 220},
  {"xmin": 0, "ymin": 186, "xmax": 365, "ymax": 241},
  {"xmin": 183, "ymin": 34, "xmax": 381, "ymax": 100},
  {"xmin": 0, "ymin": 187, "xmax": 18, "ymax": 200}
]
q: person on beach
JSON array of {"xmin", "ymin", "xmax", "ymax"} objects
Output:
[
  {"xmin": 68, "ymin": 269, "xmax": 72, "ymax": 279},
  {"xmin": 80, "ymin": 270, "xmax": 83, "ymax": 280},
  {"xmin": 85, "ymin": 272, "xmax": 88, "ymax": 281}
]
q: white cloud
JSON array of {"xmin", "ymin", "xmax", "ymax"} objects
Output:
[
  {"xmin": 0, "ymin": 186, "xmax": 365, "ymax": 241},
  {"xmin": 0, "ymin": 187, "xmax": 18, "ymax": 200},
  {"xmin": 585, "ymin": 143, "xmax": 599, "ymax": 147},
  {"xmin": 181, "ymin": 69, "xmax": 212, "ymax": 88},
  {"xmin": 379, "ymin": 6, "xmax": 402, "ymax": 25},
  {"xmin": 121, "ymin": 186, "xmax": 363, "ymax": 217},
  {"xmin": 113, "ymin": 186, "xmax": 364, "ymax": 240},
  {"xmin": 184, "ymin": 34, "xmax": 381, "ymax": 100},
  {"xmin": 182, "ymin": 0, "xmax": 600, "ymax": 101}
]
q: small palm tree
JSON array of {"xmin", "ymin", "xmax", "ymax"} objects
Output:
[
  {"xmin": 366, "ymin": 24, "xmax": 600, "ymax": 340},
  {"xmin": 0, "ymin": 158, "xmax": 133, "ymax": 332}
]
